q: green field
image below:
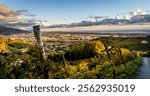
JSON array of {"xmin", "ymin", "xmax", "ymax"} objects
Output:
[{"xmin": 100, "ymin": 36, "xmax": 150, "ymax": 51}]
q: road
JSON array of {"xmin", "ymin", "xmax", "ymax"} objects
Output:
[{"xmin": 135, "ymin": 57, "xmax": 150, "ymax": 79}]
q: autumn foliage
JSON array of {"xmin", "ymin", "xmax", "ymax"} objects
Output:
[
  {"xmin": 0, "ymin": 42, "xmax": 7, "ymax": 53},
  {"xmin": 65, "ymin": 41, "xmax": 105, "ymax": 61},
  {"xmin": 0, "ymin": 36, "xmax": 142, "ymax": 79}
]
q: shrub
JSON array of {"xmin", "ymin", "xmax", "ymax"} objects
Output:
[
  {"xmin": 8, "ymin": 39, "xmax": 24, "ymax": 44},
  {"xmin": 49, "ymin": 61, "xmax": 102, "ymax": 79},
  {"xmin": 27, "ymin": 46, "xmax": 44, "ymax": 60},
  {"xmin": 0, "ymin": 42, "xmax": 8, "ymax": 53},
  {"xmin": 0, "ymin": 36, "xmax": 8, "ymax": 43},
  {"xmin": 115, "ymin": 58, "xmax": 143, "ymax": 78},
  {"xmin": 120, "ymin": 48, "xmax": 130, "ymax": 57},
  {"xmin": 47, "ymin": 53, "xmax": 64, "ymax": 63},
  {"xmin": 99, "ymin": 61, "xmax": 114, "ymax": 79},
  {"xmin": 8, "ymin": 43, "xmax": 32, "ymax": 49},
  {"xmin": 65, "ymin": 41, "xmax": 105, "ymax": 61}
]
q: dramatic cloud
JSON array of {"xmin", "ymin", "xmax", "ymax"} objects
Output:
[
  {"xmin": 0, "ymin": 4, "xmax": 21, "ymax": 23},
  {"xmin": 0, "ymin": 4, "xmax": 43, "ymax": 30},
  {"xmin": 48, "ymin": 9, "xmax": 150, "ymax": 28},
  {"xmin": 1, "ymin": 4, "xmax": 150, "ymax": 30}
]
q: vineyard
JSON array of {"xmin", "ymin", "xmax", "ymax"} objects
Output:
[{"xmin": 0, "ymin": 36, "xmax": 143, "ymax": 79}]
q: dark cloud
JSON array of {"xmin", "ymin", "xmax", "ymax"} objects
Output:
[
  {"xmin": 94, "ymin": 16, "xmax": 108, "ymax": 19},
  {"xmin": 47, "ymin": 18, "xmax": 131, "ymax": 28},
  {"xmin": 131, "ymin": 14, "xmax": 150, "ymax": 23}
]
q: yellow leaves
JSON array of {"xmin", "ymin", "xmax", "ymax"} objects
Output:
[
  {"xmin": 94, "ymin": 41, "xmax": 105, "ymax": 54},
  {"xmin": 86, "ymin": 41, "xmax": 105, "ymax": 54},
  {"xmin": 78, "ymin": 61, "xmax": 88, "ymax": 72},
  {"xmin": 0, "ymin": 42, "xmax": 7, "ymax": 53},
  {"xmin": 0, "ymin": 36, "xmax": 8, "ymax": 43},
  {"xmin": 8, "ymin": 39, "xmax": 24, "ymax": 44},
  {"xmin": 120, "ymin": 48, "xmax": 130, "ymax": 57},
  {"xmin": 0, "ymin": 36, "xmax": 31, "ymax": 53},
  {"xmin": 109, "ymin": 48, "xmax": 140, "ymax": 60},
  {"xmin": 65, "ymin": 40, "xmax": 105, "ymax": 61},
  {"xmin": 62, "ymin": 60, "xmax": 100, "ymax": 78},
  {"xmin": 130, "ymin": 52, "xmax": 140, "ymax": 58},
  {"xmin": 65, "ymin": 64, "xmax": 79, "ymax": 78},
  {"xmin": 0, "ymin": 36, "xmax": 31, "ymax": 44}
]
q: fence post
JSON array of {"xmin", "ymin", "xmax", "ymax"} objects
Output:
[
  {"xmin": 63, "ymin": 53, "xmax": 66, "ymax": 65},
  {"xmin": 33, "ymin": 25, "xmax": 46, "ymax": 60},
  {"xmin": 119, "ymin": 49, "xmax": 124, "ymax": 59},
  {"xmin": 102, "ymin": 39, "xmax": 116, "ymax": 78}
]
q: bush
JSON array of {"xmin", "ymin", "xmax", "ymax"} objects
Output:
[
  {"xmin": 0, "ymin": 36, "xmax": 8, "ymax": 43},
  {"xmin": 0, "ymin": 42, "xmax": 8, "ymax": 53},
  {"xmin": 47, "ymin": 53, "xmax": 64, "ymax": 63},
  {"xmin": 49, "ymin": 61, "xmax": 102, "ymax": 79},
  {"xmin": 115, "ymin": 58, "xmax": 143, "ymax": 79},
  {"xmin": 120, "ymin": 48, "xmax": 130, "ymax": 57},
  {"xmin": 8, "ymin": 43, "xmax": 32, "ymax": 49},
  {"xmin": 65, "ymin": 41, "xmax": 105, "ymax": 61},
  {"xmin": 8, "ymin": 39, "xmax": 24, "ymax": 44},
  {"xmin": 27, "ymin": 46, "xmax": 44, "ymax": 60}
]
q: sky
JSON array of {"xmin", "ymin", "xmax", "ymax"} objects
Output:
[{"xmin": 0, "ymin": 0, "xmax": 150, "ymax": 30}]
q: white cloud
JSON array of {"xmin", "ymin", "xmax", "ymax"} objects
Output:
[{"xmin": 116, "ymin": 9, "xmax": 147, "ymax": 20}]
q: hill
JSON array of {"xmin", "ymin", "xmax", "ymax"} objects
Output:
[{"xmin": 0, "ymin": 26, "xmax": 30, "ymax": 35}]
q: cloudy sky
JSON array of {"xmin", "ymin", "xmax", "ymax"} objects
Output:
[{"xmin": 0, "ymin": 0, "xmax": 150, "ymax": 30}]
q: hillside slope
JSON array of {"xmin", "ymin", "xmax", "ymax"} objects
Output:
[{"xmin": 0, "ymin": 26, "xmax": 30, "ymax": 35}]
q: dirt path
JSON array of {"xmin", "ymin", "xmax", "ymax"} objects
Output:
[{"xmin": 135, "ymin": 57, "xmax": 150, "ymax": 79}]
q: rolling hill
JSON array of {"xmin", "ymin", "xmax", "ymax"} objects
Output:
[{"xmin": 0, "ymin": 26, "xmax": 30, "ymax": 35}]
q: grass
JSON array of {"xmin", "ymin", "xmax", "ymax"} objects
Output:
[
  {"xmin": 8, "ymin": 43, "xmax": 32, "ymax": 49},
  {"xmin": 115, "ymin": 58, "xmax": 143, "ymax": 79},
  {"xmin": 100, "ymin": 37, "xmax": 150, "ymax": 51}
]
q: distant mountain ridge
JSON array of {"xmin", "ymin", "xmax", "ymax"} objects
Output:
[{"xmin": 0, "ymin": 26, "xmax": 30, "ymax": 35}]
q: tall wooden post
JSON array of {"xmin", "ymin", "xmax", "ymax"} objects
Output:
[
  {"xmin": 102, "ymin": 39, "xmax": 115, "ymax": 78},
  {"xmin": 33, "ymin": 25, "xmax": 46, "ymax": 60}
]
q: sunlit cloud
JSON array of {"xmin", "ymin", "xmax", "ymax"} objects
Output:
[
  {"xmin": 0, "ymin": 4, "xmax": 22, "ymax": 23},
  {"xmin": 0, "ymin": 3, "xmax": 48, "ymax": 30}
]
